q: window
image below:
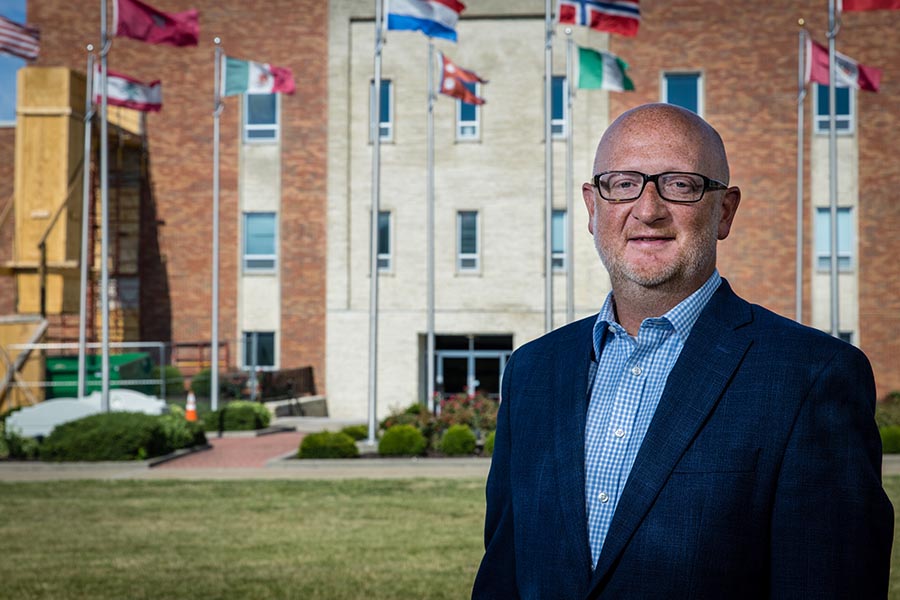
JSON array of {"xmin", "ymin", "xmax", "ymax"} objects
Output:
[
  {"xmin": 662, "ymin": 72, "xmax": 702, "ymax": 115},
  {"xmin": 456, "ymin": 82, "xmax": 481, "ymax": 140},
  {"xmin": 814, "ymin": 83, "xmax": 853, "ymax": 134},
  {"xmin": 243, "ymin": 212, "xmax": 277, "ymax": 272},
  {"xmin": 370, "ymin": 79, "xmax": 393, "ymax": 141},
  {"xmin": 551, "ymin": 75, "xmax": 567, "ymax": 138},
  {"xmin": 377, "ymin": 211, "xmax": 392, "ymax": 271},
  {"xmin": 244, "ymin": 92, "xmax": 278, "ymax": 142},
  {"xmin": 552, "ymin": 210, "xmax": 566, "ymax": 271},
  {"xmin": 243, "ymin": 331, "xmax": 275, "ymax": 369},
  {"xmin": 815, "ymin": 207, "xmax": 853, "ymax": 271},
  {"xmin": 457, "ymin": 211, "xmax": 479, "ymax": 272}
]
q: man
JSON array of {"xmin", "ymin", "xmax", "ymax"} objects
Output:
[{"xmin": 472, "ymin": 103, "xmax": 893, "ymax": 599}]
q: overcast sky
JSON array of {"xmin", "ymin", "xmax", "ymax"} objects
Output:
[{"xmin": 1, "ymin": 0, "xmax": 28, "ymax": 125}]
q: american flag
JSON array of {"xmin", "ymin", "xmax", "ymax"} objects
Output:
[{"xmin": 0, "ymin": 15, "xmax": 40, "ymax": 61}]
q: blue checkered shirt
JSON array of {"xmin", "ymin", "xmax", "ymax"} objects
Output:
[{"xmin": 584, "ymin": 271, "xmax": 722, "ymax": 568}]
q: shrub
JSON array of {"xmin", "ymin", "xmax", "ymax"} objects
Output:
[
  {"xmin": 159, "ymin": 405, "xmax": 207, "ymax": 449},
  {"xmin": 381, "ymin": 403, "xmax": 437, "ymax": 446},
  {"xmin": 298, "ymin": 431, "xmax": 359, "ymax": 459},
  {"xmin": 876, "ymin": 392, "xmax": 900, "ymax": 429},
  {"xmin": 202, "ymin": 401, "xmax": 270, "ymax": 432},
  {"xmin": 378, "ymin": 424, "xmax": 427, "ymax": 457},
  {"xmin": 1, "ymin": 419, "xmax": 41, "ymax": 460},
  {"xmin": 40, "ymin": 412, "xmax": 171, "ymax": 462},
  {"xmin": 150, "ymin": 365, "xmax": 185, "ymax": 398},
  {"xmin": 438, "ymin": 393, "xmax": 499, "ymax": 433},
  {"xmin": 440, "ymin": 424, "xmax": 476, "ymax": 456},
  {"xmin": 880, "ymin": 426, "xmax": 900, "ymax": 454},
  {"xmin": 340, "ymin": 424, "xmax": 369, "ymax": 441},
  {"xmin": 190, "ymin": 369, "xmax": 242, "ymax": 400},
  {"xmin": 484, "ymin": 430, "xmax": 496, "ymax": 457}
]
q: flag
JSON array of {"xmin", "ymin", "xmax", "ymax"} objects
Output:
[
  {"xmin": 558, "ymin": 0, "xmax": 640, "ymax": 37},
  {"xmin": 95, "ymin": 67, "xmax": 162, "ymax": 112},
  {"xmin": 577, "ymin": 46, "xmax": 634, "ymax": 91},
  {"xmin": 387, "ymin": 0, "xmax": 465, "ymax": 42},
  {"xmin": 221, "ymin": 56, "xmax": 295, "ymax": 97},
  {"xmin": 114, "ymin": 0, "xmax": 199, "ymax": 47},
  {"xmin": 840, "ymin": 0, "xmax": 900, "ymax": 10},
  {"xmin": 806, "ymin": 38, "xmax": 881, "ymax": 92},
  {"xmin": 0, "ymin": 15, "xmax": 39, "ymax": 61},
  {"xmin": 439, "ymin": 53, "xmax": 486, "ymax": 105}
]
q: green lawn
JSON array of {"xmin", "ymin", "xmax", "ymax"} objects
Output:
[{"xmin": 0, "ymin": 476, "xmax": 898, "ymax": 599}]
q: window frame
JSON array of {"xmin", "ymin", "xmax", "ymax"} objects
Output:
[
  {"xmin": 551, "ymin": 209, "xmax": 567, "ymax": 272},
  {"xmin": 455, "ymin": 81, "xmax": 481, "ymax": 141},
  {"xmin": 377, "ymin": 210, "xmax": 392, "ymax": 272},
  {"xmin": 661, "ymin": 71, "xmax": 704, "ymax": 116},
  {"xmin": 243, "ymin": 92, "xmax": 280, "ymax": 143},
  {"xmin": 813, "ymin": 83, "xmax": 855, "ymax": 135},
  {"xmin": 370, "ymin": 78, "xmax": 394, "ymax": 142},
  {"xmin": 457, "ymin": 210, "xmax": 480, "ymax": 273},
  {"xmin": 551, "ymin": 75, "xmax": 567, "ymax": 139},
  {"xmin": 242, "ymin": 331, "xmax": 276, "ymax": 370},
  {"xmin": 242, "ymin": 211, "xmax": 278, "ymax": 274},
  {"xmin": 814, "ymin": 206, "xmax": 854, "ymax": 272}
]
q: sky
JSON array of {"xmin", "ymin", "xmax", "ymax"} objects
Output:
[{"xmin": 0, "ymin": 0, "xmax": 28, "ymax": 125}]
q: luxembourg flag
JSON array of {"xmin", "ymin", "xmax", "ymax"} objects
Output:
[{"xmin": 387, "ymin": 0, "xmax": 466, "ymax": 42}]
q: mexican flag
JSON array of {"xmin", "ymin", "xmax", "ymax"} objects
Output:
[
  {"xmin": 221, "ymin": 56, "xmax": 295, "ymax": 97},
  {"xmin": 577, "ymin": 46, "xmax": 634, "ymax": 92}
]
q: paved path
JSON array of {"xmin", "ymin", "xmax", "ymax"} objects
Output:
[{"xmin": 155, "ymin": 430, "xmax": 303, "ymax": 470}]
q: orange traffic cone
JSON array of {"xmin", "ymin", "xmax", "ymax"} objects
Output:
[{"xmin": 185, "ymin": 392, "xmax": 197, "ymax": 422}]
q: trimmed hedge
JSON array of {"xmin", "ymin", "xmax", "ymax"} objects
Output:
[
  {"xmin": 340, "ymin": 424, "xmax": 369, "ymax": 441},
  {"xmin": 159, "ymin": 405, "xmax": 207, "ymax": 448},
  {"xmin": 881, "ymin": 426, "xmax": 900, "ymax": 454},
  {"xmin": 440, "ymin": 424, "xmax": 477, "ymax": 456},
  {"xmin": 484, "ymin": 430, "xmax": 496, "ymax": 457},
  {"xmin": 40, "ymin": 412, "xmax": 171, "ymax": 462},
  {"xmin": 202, "ymin": 401, "xmax": 271, "ymax": 432},
  {"xmin": 298, "ymin": 431, "xmax": 359, "ymax": 459},
  {"xmin": 379, "ymin": 424, "xmax": 427, "ymax": 457}
]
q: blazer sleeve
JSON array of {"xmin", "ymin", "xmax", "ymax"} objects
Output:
[
  {"xmin": 471, "ymin": 351, "xmax": 520, "ymax": 599},
  {"xmin": 769, "ymin": 344, "xmax": 894, "ymax": 598}
]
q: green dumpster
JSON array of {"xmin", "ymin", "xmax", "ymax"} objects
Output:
[{"xmin": 45, "ymin": 353, "xmax": 154, "ymax": 398}]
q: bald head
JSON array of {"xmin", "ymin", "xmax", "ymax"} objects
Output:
[{"xmin": 594, "ymin": 103, "xmax": 730, "ymax": 183}]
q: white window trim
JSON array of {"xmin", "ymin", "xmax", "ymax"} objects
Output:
[
  {"xmin": 551, "ymin": 75, "xmax": 567, "ymax": 140},
  {"xmin": 552, "ymin": 209, "xmax": 567, "ymax": 272},
  {"xmin": 243, "ymin": 92, "xmax": 280, "ymax": 144},
  {"xmin": 812, "ymin": 83, "xmax": 855, "ymax": 135},
  {"xmin": 661, "ymin": 71, "xmax": 704, "ymax": 117},
  {"xmin": 377, "ymin": 210, "xmax": 393, "ymax": 273},
  {"xmin": 457, "ymin": 210, "xmax": 480, "ymax": 273},
  {"xmin": 814, "ymin": 206, "xmax": 854, "ymax": 273},
  {"xmin": 242, "ymin": 212, "xmax": 278, "ymax": 274},
  {"xmin": 456, "ymin": 82, "xmax": 481, "ymax": 141},
  {"xmin": 370, "ymin": 79, "xmax": 394, "ymax": 143}
]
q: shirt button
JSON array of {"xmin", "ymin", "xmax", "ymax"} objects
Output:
[
  {"xmin": 599, "ymin": 492, "xmax": 609, "ymax": 503},
  {"xmin": 614, "ymin": 428, "xmax": 625, "ymax": 438},
  {"xmin": 631, "ymin": 366, "xmax": 642, "ymax": 376}
]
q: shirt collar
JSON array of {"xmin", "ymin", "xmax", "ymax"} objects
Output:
[{"xmin": 592, "ymin": 270, "xmax": 722, "ymax": 358}]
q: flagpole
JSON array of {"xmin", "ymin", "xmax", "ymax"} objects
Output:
[
  {"xmin": 426, "ymin": 40, "xmax": 436, "ymax": 413},
  {"xmin": 77, "ymin": 45, "xmax": 95, "ymax": 400},
  {"xmin": 100, "ymin": 0, "xmax": 111, "ymax": 412},
  {"xmin": 544, "ymin": 0, "xmax": 554, "ymax": 332},
  {"xmin": 565, "ymin": 28, "xmax": 574, "ymax": 324},
  {"xmin": 211, "ymin": 37, "xmax": 223, "ymax": 411},
  {"xmin": 827, "ymin": 0, "xmax": 840, "ymax": 337},
  {"xmin": 368, "ymin": 0, "xmax": 386, "ymax": 444},
  {"xmin": 796, "ymin": 22, "xmax": 807, "ymax": 324}
]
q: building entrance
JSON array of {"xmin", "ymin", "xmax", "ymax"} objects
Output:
[{"xmin": 434, "ymin": 335, "xmax": 512, "ymax": 399}]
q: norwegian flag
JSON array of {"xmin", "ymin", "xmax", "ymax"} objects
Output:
[
  {"xmin": 439, "ymin": 53, "xmax": 486, "ymax": 105},
  {"xmin": 558, "ymin": 0, "xmax": 640, "ymax": 37},
  {"xmin": 0, "ymin": 15, "xmax": 40, "ymax": 61}
]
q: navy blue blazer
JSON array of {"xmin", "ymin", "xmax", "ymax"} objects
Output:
[{"xmin": 473, "ymin": 281, "xmax": 893, "ymax": 599}]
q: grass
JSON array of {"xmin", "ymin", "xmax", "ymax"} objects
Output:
[
  {"xmin": 0, "ymin": 479, "xmax": 486, "ymax": 599},
  {"xmin": 0, "ymin": 476, "xmax": 898, "ymax": 599}
]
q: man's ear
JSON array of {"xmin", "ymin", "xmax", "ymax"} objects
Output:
[
  {"xmin": 717, "ymin": 186, "xmax": 741, "ymax": 240},
  {"xmin": 583, "ymin": 182, "xmax": 597, "ymax": 235}
]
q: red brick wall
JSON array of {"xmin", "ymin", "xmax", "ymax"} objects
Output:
[
  {"xmin": 28, "ymin": 0, "xmax": 328, "ymax": 393},
  {"xmin": 610, "ymin": 1, "xmax": 899, "ymax": 398}
]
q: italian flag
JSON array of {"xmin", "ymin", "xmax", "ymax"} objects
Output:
[
  {"xmin": 577, "ymin": 46, "xmax": 634, "ymax": 92},
  {"xmin": 221, "ymin": 56, "xmax": 295, "ymax": 97}
]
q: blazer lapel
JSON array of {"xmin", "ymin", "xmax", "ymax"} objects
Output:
[
  {"xmin": 552, "ymin": 317, "xmax": 597, "ymax": 575},
  {"xmin": 588, "ymin": 282, "xmax": 753, "ymax": 593}
]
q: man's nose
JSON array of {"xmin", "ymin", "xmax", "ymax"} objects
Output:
[{"xmin": 631, "ymin": 180, "xmax": 669, "ymax": 222}]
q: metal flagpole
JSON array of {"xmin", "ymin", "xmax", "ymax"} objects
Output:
[
  {"xmin": 796, "ymin": 23, "xmax": 807, "ymax": 324},
  {"xmin": 565, "ymin": 28, "xmax": 574, "ymax": 324},
  {"xmin": 544, "ymin": 0, "xmax": 554, "ymax": 332},
  {"xmin": 368, "ymin": 0, "xmax": 386, "ymax": 444},
  {"xmin": 827, "ymin": 0, "xmax": 840, "ymax": 337},
  {"xmin": 77, "ymin": 45, "xmax": 95, "ymax": 400},
  {"xmin": 100, "ymin": 0, "xmax": 111, "ymax": 412},
  {"xmin": 211, "ymin": 38, "xmax": 223, "ymax": 411},
  {"xmin": 426, "ymin": 40, "xmax": 436, "ymax": 413}
]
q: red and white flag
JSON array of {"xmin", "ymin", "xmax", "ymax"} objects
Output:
[
  {"xmin": 95, "ymin": 67, "xmax": 163, "ymax": 112},
  {"xmin": 114, "ymin": 0, "xmax": 199, "ymax": 47},
  {"xmin": 558, "ymin": 0, "xmax": 640, "ymax": 37},
  {"xmin": 439, "ymin": 53, "xmax": 486, "ymax": 105},
  {"xmin": 0, "ymin": 15, "xmax": 39, "ymax": 61},
  {"xmin": 840, "ymin": 0, "xmax": 900, "ymax": 10},
  {"xmin": 806, "ymin": 38, "xmax": 881, "ymax": 93}
]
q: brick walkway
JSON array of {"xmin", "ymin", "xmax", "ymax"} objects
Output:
[{"xmin": 155, "ymin": 431, "xmax": 304, "ymax": 469}]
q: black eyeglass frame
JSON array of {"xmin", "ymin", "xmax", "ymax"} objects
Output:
[{"xmin": 592, "ymin": 171, "xmax": 729, "ymax": 204}]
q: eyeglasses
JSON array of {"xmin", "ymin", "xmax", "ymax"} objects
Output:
[{"xmin": 593, "ymin": 171, "xmax": 728, "ymax": 204}]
